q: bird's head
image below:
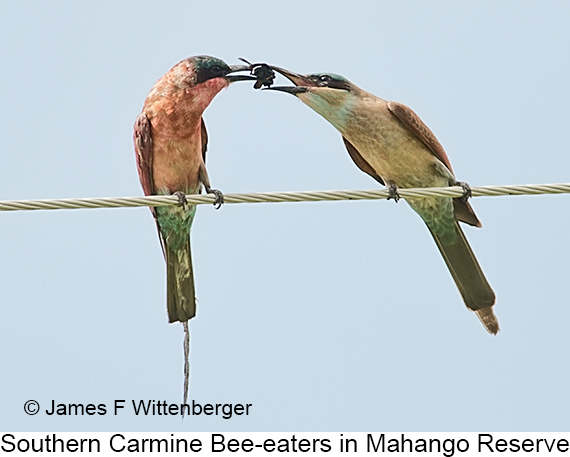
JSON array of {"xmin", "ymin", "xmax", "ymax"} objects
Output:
[
  {"xmin": 189, "ymin": 55, "xmax": 257, "ymax": 85},
  {"xmin": 263, "ymin": 66, "xmax": 360, "ymax": 130},
  {"xmin": 150, "ymin": 55, "xmax": 258, "ymax": 111},
  {"xmin": 159, "ymin": 55, "xmax": 256, "ymax": 92}
]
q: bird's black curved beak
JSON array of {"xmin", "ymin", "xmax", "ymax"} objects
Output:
[
  {"xmin": 264, "ymin": 85, "xmax": 309, "ymax": 94},
  {"xmin": 225, "ymin": 65, "xmax": 257, "ymax": 83},
  {"xmin": 261, "ymin": 66, "xmax": 314, "ymax": 94}
]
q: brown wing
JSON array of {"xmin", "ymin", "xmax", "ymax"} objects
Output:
[
  {"xmin": 200, "ymin": 117, "xmax": 208, "ymax": 163},
  {"xmin": 134, "ymin": 112, "xmax": 155, "ymax": 198},
  {"xmin": 387, "ymin": 101, "xmax": 454, "ymax": 174},
  {"xmin": 453, "ymin": 199, "xmax": 482, "ymax": 227},
  {"xmin": 342, "ymin": 137, "xmax": 385, "ymax": 185},
  {"xmin": 134, "ymin": 112, "xmax": 169, "ymax": 255},
  {"xmin": 388, "ymin": 101, "xmax": 482, "ymax": 227}
]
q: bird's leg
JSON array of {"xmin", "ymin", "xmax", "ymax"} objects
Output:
[
  {"xmin": 453, "ymin": 181, "xmax": 472, "ymax": 203},
  {"xmin": 206, "ymin": 188, "xmax": 224, "ymax": 209},
  {"xmin": 198, "ymin": 163, "xmax": 224, "ymax": 209},
  {"xmin": 174, "ymin": 191, "xmax": 188, "ymax": 210},
  {"xmin": 387, "ymin": 184, "xmax": 401, "ymax": 202}
]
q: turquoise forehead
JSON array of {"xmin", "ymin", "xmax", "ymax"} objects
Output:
[
  {"xmin": 192, "ymin": 55, "xmax": 229, "ymax": 70},
  {"xmin": 312, "ymin": 73, "xmax": 350, "ymax": 83}
]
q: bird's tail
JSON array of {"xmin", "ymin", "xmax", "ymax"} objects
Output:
[
  {"xmin": 165, "ymin": 238, "xmax": 196, "ymax": 323},
  {"xmin": 428, "ymin": 221, "xmax": 499, "ymax": 334},
  {"xmin": 182, "ymin": 320, "xmax": 190, "ymax": 414}
]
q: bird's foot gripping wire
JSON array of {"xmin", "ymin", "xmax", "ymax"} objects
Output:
[
  {"xmin": 206, "ymin": 188, "xmax": 225, "ymax": 209},
  {"xmin": 387, "ymin": 184, "xmax": 401, "ymax": 202},
  {"xmin": 239, "ymin": 58, "xmax": 275, "ymax": 89},
  {"xmin": 174, "ymin": 191, "xmax": 188, "ymax": 210},
  {"xmin": 454, "ymin": 181, "xmax": 472, "ymax": 203}
]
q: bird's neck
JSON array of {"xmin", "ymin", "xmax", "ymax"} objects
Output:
[
  {"xmin": 189, "ymin": 77, "xmax": 230, "ymax": 112},
  {"xmin": 299, "ymin": 91, "xmax": 358, "ymax": 135},
  {"xmin": 146, "ymin": 77, "xmax": 229, "ymax": 117}
]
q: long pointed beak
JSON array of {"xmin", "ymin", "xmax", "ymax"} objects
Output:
[
  {"xmin": 269, "ymin": 66, "xmax": 317, "ymax": 88},
  {"xmin": 259, "ymin": 66, "xmax": 316, "ymax": 95},
  {"xmin": 263, "ymin": 85, "xmax": 308, "ymax": 94},
  {"xmin": 229, "ymin": 64, "xmax": 251, "ymax": 73},
  {"xmin": 225, "ymin": 64, "xmax": 257, "ymax": 83}
]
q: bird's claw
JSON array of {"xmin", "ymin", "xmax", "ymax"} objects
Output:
[
  {"xmin": 239, "ymin": 58, "xmax": 275, "ymax": 89},
  {"xmin": 455, "ymin": 181, "xmax": 472, "ymax": 202},
  {"xmin": 207, "ymin": 188, "xmax": 224, "ymax": 209},
  {"xmin": 174, "ymin": 191, "xmax": 188, "ymax": 209},
  {"xmin": 387, "ymin": 184, "xmax": 401, "ymax": 202}
]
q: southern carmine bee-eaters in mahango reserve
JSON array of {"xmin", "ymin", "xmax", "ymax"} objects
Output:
[
  {"xmin": 134, "ymin": 56, "xmax": 261, "ymax": 403},
  {"xmin": 265, "ymin": 66, "xmax": 498, "ymax": 335}
]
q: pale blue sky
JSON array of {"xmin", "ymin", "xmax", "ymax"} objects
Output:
[{"xmin": 1, "ymin": 1, "xmax": 569, "ymax": 431}]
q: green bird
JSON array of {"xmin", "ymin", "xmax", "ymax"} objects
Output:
[{"xmin": 265, "ymin": 67, "xmax": 498, "ymax": 334}]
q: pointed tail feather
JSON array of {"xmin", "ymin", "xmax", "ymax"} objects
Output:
[
  {"xmin": 428, "ymin": 221, "xmax": 499, "ymax": 334},
  {"xmin": 182, "ymin": 321, "xmax": 190, "ymax": 416},
  {"xmin": 166, "ymin": 238, "xmax": 196, "ymax": 323},
  {"xmin": 475, "ymin": 308, "xmax": 500, "ymax": 335}
]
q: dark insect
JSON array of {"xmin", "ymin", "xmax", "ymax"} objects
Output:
[{"xmin": 239, "ymin": 58, "xmax": 276, "ymax": 89}]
